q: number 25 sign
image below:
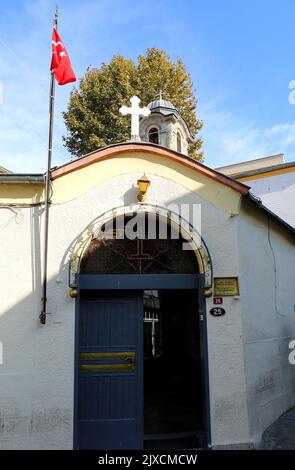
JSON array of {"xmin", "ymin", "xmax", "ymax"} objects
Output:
[{"xmin": 209, "ymin": 307, "xmax": 226, "ymax": 317}]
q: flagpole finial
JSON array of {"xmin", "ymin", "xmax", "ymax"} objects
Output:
[{"xmin": 54, "ymin": 5, "xmax": 58, "ymax": 28}]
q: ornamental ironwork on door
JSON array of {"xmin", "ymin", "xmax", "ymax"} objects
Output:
[{"xmin": 80, "ymin": 214, "xmax": 198, "ymax": 275}]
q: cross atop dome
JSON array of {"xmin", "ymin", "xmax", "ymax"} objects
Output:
[{"xmin": 119, "ymin": 96, "xmax": 150, "ymax": 142}]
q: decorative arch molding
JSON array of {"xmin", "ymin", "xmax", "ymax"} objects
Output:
[
  {"xmin": 69, "ymin": 203, "xmax": 213, "ymax": 288},
  {"xmin": 147, "ymin": 123, "xmax": 162, "ymax": 133},
  {"xmin": 174, "ymin": 126, "xmax": 184, "ymax": 138}
]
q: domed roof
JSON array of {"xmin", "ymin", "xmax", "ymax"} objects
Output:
[
  {"xmin": 142, "ymin": 94, "xmax": 194, "ymax": 141},
  {"xmin": 148, "ymin": 98, "xmax": 176, "ymax": 111},
  {"xmin": 147, "ymin": 98, "xmax": 180, "ymax": 120}
]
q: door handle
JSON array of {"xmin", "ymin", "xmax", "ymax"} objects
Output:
[{"xmin": 125, "ymin": 356, "xmax": 135, "ymax": 364}]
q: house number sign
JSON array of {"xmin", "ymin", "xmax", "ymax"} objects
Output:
[{"xmin": 210, "ymin": 307, "xmax": 226, "ymax": 317}]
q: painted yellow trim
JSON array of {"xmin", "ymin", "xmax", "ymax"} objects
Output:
[
  {"xmin": 51, "ymin": 143, "xmax": 248, "ymax": 195},
  {"xmin": 0, "ymin": 183, "xmax": 44, "ymax": 205},
  {"xmin": 52, "ymin": 152, "xmax": 241, "ymax": 214},
  {"xmin": 238, "ymin": 165, "xmax": 295, "ymax": 182},
  {"xmin": 0, "ymin": 151, "xmax": 242, "ymax": 214}
]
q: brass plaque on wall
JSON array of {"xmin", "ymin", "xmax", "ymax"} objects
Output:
[{"xmin": 214, "ymin": 277, "xmax": 239, "ymax": 296}]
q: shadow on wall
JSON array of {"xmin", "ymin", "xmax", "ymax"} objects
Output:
[
  {"xmin": 123, "ymin": 185, "xmax": 138, "ymax": 205},
  {"xmin": 0, "ymin": 206, "xmax": 74, "ymax": 450}
]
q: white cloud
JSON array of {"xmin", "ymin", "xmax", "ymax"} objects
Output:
[{"xmin": 200, "ymin": 100, "xmax": 295, "ymax": 167}]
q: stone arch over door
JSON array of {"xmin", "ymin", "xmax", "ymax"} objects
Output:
[{"xmin": 69, "ymin": 204, "xmax": 212, "ymax": 289}]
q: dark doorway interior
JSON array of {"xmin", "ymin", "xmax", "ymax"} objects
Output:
[{"xmin": 144, "ymin": 289, "xmax": 203, "ymax": 449}]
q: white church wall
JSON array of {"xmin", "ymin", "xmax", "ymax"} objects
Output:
[
  {"xmin": 0, "ymin": 206, "xmax": 75, "ymax": 449},
  {"xmin": 244, "ymin": 170, "xmax": 295, "ymax": 228},
  {"xmin": 237, "ymin": 200, "xmax": 295, "ymax": 447},
  {"xmin": 0, "ymin": 172, "xmax": 251, "ymax": 449}
]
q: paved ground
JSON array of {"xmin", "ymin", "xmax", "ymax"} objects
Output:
[{"xmin": 259, "ymin": 406, "xmax": 295, "ymax": 449}]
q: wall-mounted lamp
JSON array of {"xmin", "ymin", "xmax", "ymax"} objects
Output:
[{"xmin": 137, "ymin": 174, "xmax": 150, "ymax": 202}]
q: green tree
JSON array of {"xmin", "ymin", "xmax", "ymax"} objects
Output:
[{"xmin": 63, "ymin": 48, "xmax": 203, "ymax": 160}]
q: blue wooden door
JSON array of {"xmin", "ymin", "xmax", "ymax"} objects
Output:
[{"xmin": 77, "ymin": 291, "xmax": 143, "ymax": 450}]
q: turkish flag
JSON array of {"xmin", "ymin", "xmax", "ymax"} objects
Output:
[{"xmin": 50, "ymin": 28, "xmax": 76, "ymax": 85}]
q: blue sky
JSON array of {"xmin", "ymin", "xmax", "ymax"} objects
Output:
[{"xmin": 1, "ymin": 0, "xmax": 295, "ymax": 172}]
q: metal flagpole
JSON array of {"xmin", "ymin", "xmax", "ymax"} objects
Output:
[{"xmin": 40, "ymin": 6, "xmax": 58, "ymax": 325}]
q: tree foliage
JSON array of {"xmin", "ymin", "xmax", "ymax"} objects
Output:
[{"xmin": 63, "ymin": 48, "xmax": 203, "ymax": 159}]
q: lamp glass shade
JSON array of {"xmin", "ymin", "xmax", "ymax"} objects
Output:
[{"xmin": 137, "ymin": 175, "xmax": 150, "ymax": 193}]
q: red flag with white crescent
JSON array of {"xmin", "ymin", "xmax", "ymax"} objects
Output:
[{"xmin": 50, "ymin": 28, "xmax": 76, "ymax": 85}]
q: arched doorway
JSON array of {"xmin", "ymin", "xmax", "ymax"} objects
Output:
[{"xmin": 74, "ymin": 210, "xmax": 211, "ymax": 450}]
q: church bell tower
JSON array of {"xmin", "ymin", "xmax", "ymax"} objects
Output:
[{"xmin": 139, "ymin": 93, "xmax": 194, "ymax": 156}]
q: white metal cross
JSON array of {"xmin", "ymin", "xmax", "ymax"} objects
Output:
[{"xmin": 119, "ymin": 96, "xmax": 151, "ymax": 141}]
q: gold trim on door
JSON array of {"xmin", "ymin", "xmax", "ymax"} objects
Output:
[
  {"xmin": 80, "ymin": 351, "xmax": 135, "ymax": 360},
  {"xmin": 80, "ymin": 363, "xmax": 135, "ymax": 373}
]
